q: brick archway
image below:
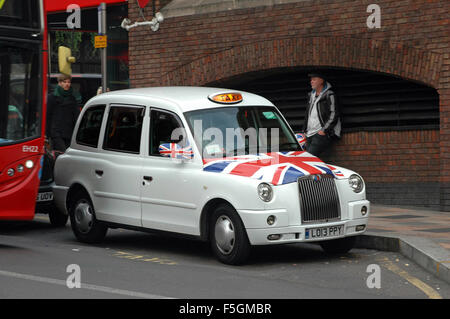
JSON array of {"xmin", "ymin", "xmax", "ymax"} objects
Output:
[{"xmin": 160, "ymin": 36, "xmax": 443, "ymax": 89}]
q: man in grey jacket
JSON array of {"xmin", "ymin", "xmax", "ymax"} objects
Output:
[{"xmin": 302, "ymin": 73, "xmax": 341, "ymax": 157}]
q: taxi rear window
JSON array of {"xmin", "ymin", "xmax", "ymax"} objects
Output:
[
  {"xmin": 76, "ymin": 105, "xmax": 105, "ymax": 148},
  {"xmin": 103, "ymin": 106, "xmax": 144, "ymax": 154}
]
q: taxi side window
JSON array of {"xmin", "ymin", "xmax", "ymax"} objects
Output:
[
  {"xmin": 149, "ymin": 109, "xmax": 184, "ymax": 156},
  {"xmin": 103, "ymin": 106, "xmax": 144, "ymax": 154},
  {"xmin": 76, "ymin": 105, "xmax": 106, "ymax": 148}
]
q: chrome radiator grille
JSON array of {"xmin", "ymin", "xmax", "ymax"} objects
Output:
[{"xmin": 298, "ymin": 174, "xmax": 341, "ymax": 223}]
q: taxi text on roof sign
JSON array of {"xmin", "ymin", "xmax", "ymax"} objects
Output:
[{"xmin": 209, "ymin": 93, "xmax": 243, "ymax": 104}]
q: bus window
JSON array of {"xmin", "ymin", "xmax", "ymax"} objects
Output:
[
  {"xmin": 0, "ymin": 43, "xmax": 40, "ymax": 144},
  {"xmin": 0, "ymin": 0, "xmax": 40, "ymax": 29}
]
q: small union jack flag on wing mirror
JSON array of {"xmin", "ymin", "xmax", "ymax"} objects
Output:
[
  {"xmin": 159, "ymin": 142, "xmax": 194, "ymax": 160},
  {"xmin": 295, "ymin": 133, "xmax": 307, "ymax": 150}
]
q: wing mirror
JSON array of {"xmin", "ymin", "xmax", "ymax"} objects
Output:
[
  {"xmin": 295, "ymin": 132, "xmax": 306, "ymax": 150},
  {"xmin": 159, "ymin": 142, "xmax": 194, "ymax": 161}
]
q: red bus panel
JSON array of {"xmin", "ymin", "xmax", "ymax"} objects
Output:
[
  {"xmin": 0, "ymin": 141, "xmax": 44, "ymax": 220},
  {"xmin": 0, "ymin": 0, "xmax": 47, "ymax": 220}
]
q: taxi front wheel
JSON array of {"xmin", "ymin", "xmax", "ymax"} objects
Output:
[
  {"xmin": 209, "ymin": 204, "xmax": 251, "ymax": 265},
  {"xmin": 69, "ymin": 190, "xmax": 108, "ymax": 244}
]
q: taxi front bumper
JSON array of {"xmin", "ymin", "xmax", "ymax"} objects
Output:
[{"xmin": 238, "ymin": 200, "xmax": 370, "ymax": 245}]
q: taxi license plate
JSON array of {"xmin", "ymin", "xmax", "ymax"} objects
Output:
[
  {"xmin": 37, "ymin": 192, "xmax": 53, "ymax": 202},
  {"xmin": 305, "ymin": 225, "xmax": 344, "ymax": 239}
]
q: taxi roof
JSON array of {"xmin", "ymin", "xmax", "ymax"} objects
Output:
[{"xmin": 90, "ymin": 86, "xmax": 275, "ymax": 113}]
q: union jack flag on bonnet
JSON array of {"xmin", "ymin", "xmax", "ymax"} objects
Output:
[{"xmin": 203, "ymin": 151, "xmax": 345, "ymax": 185}]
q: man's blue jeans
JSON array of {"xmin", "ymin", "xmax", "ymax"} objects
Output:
[{"xmin": 305, "ymin": 133, "xmax": 330, "ymax": 157}]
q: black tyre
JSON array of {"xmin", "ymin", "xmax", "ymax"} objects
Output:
[
  {"xmin": 209, "ymin": 204, "xmax": 251, "ymax": 265},
  {"xmin": 48, "ymin": 204, "xmax": 69, "ymax": 227},
  {"xmin": 319, "ymin": 236, "xmax": 356, "ymax": 255},
  {"xmin": 69, "ymin": 190, "xmax": 107, "ymax": 244}
]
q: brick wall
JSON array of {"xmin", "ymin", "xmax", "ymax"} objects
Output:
[
  {"xmin": 321, "ymin": 130, "xmax": 441, "ymax": 209},
  {"xmin": 127, "ymin": 0, "xmax": 450, "ymax": 210}
]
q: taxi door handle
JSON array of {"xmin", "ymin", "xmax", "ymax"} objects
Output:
[{"xmin": 143, "ymin": 176, "xmax": 153, "ymax": 182}]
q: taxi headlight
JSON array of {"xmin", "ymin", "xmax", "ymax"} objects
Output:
[
  {"xmin": 349, "ymin": 174, "xmax": 364, "ymax": 193},
  {"xmin": 257, "ymin": 183, "xmax": 273, "ymax": 202}
]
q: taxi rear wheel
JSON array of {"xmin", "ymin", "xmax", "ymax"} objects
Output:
[
  {"xmin": 69, "ymin": 190, "xmax": 107, "ymax": 244},
  {"xmin": 209, "ymin": 204, "xmax": 251, "ymax": 265},
  {"xmin": 319, "ymin": 236, "xmax": 356, "ymax": 255}
]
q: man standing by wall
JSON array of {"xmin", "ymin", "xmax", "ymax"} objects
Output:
[
  {"xmin": 46, "ymin": 74, "xmax": 82, "ymax": 153},
  {"xmin": 302, "ymin": 73, "xmax": 341, "ymax": 157}
]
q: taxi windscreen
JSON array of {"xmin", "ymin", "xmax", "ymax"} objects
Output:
[{"xmin": 184, "ymin": 106, "xmax": 301, "ymax": 158}]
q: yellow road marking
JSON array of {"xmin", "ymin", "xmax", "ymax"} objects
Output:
[
  {"xmin": 113, "ymin": 251, "xmax": 177, "ymax": 265},
  {"xmin": 0, "ymin": 0, "xmax": 6, "ymax": 10},
  {"xmin": 381, "ymin": 258, "xmax": 442, "ymax": 299}
]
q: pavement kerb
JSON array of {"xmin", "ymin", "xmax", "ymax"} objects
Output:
[{"xmin": 356, "ymin": 232, "xmax": 450, "ymax": 285}]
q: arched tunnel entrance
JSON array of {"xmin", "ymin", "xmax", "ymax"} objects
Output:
[{"xmin": 208, "ymin": 67, "xmax": 440, "ymax": 208}]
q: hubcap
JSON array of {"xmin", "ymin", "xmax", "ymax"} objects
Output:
[
  {"xmin": 74, "ymin": 200, "xmax": 94, "ymax": 234},
  {"xmin": 214, "ymin": 215, "xmax": 235, "ymax": 255}
]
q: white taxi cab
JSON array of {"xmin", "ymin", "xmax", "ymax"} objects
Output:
[{"xmin": 53, "ymin": 87, "xmax": 370, "ymax": 265}]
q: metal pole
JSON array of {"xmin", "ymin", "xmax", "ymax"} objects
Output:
[{"xmin": 99, "ymin": 3, "xmax": 107, "ymax": 93}]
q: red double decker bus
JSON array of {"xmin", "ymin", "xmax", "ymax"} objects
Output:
[{"xmin": 0, "ymin": 0, "xmax": 48, "ymax": 220}]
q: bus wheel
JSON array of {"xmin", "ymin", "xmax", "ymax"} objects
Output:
[
  {"xmin": 69, "ymin": 190, "xmax": 107, "ymax": 244},
  {"xmin": 48, "ymin": 204, "xmax": 68, "ymax": 227}
]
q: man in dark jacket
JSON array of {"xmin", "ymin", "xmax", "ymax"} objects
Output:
[
  {"xmin": 302, "ymin": 73, "xmax": 341, "ymax": 157},
  {"xmin": 46, "ymin": 74, "xmax": 82, "ymax": 152}
]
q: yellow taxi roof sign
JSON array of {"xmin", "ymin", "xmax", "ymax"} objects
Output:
[{"xmin": 208, "ymin": 92, "xmax": 243, "ymax": 104}]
